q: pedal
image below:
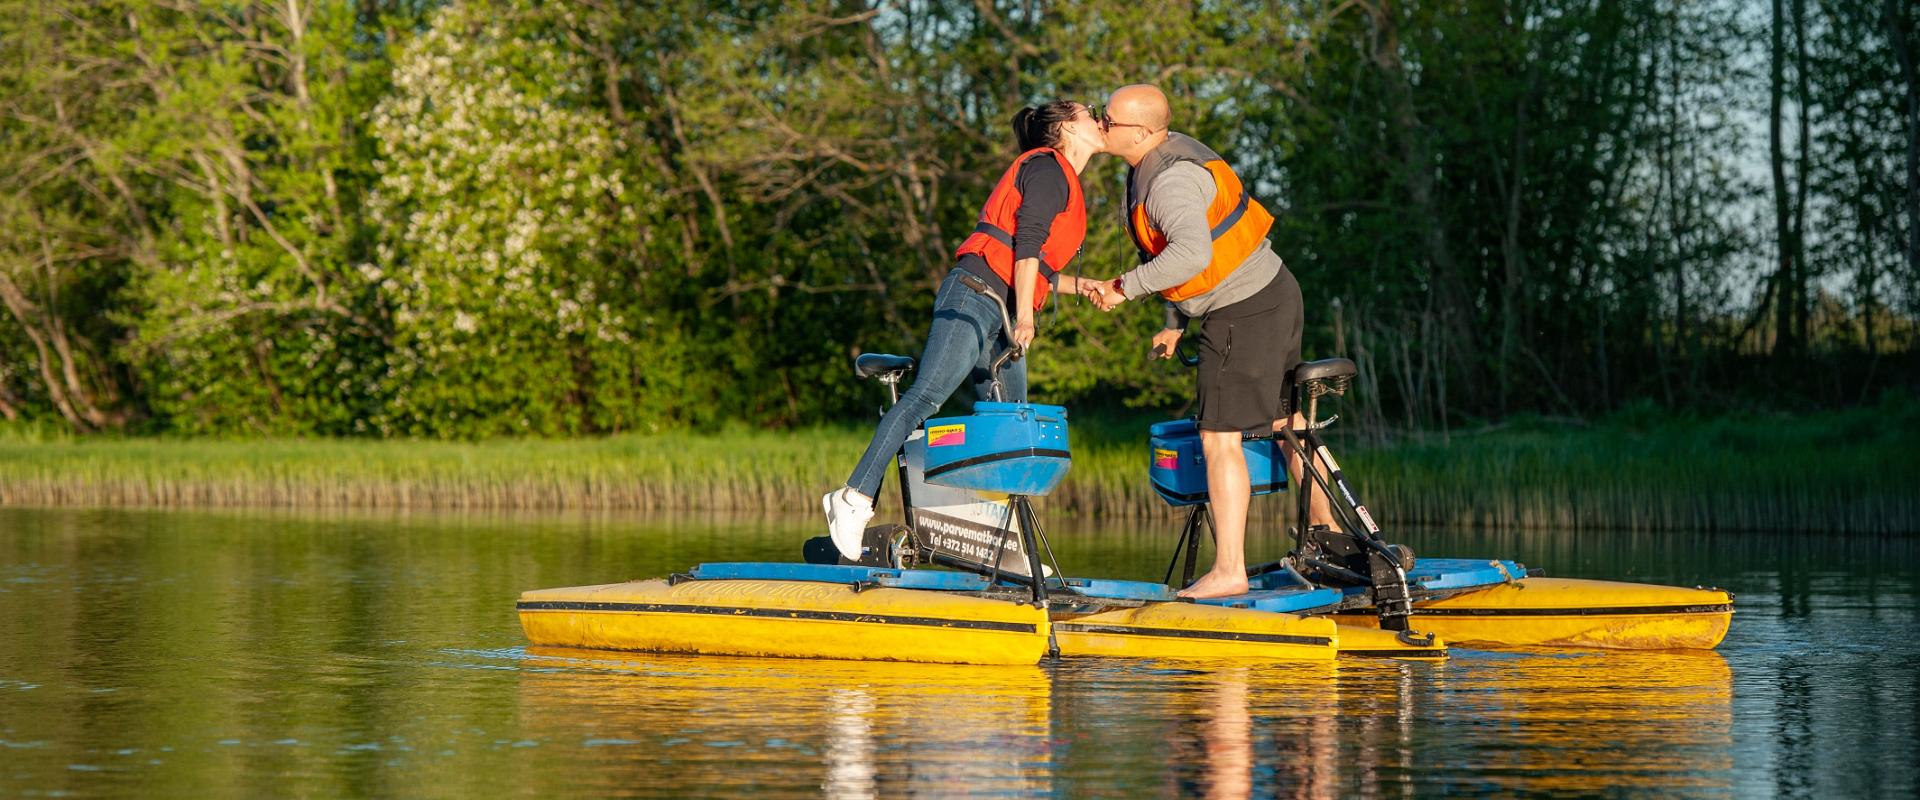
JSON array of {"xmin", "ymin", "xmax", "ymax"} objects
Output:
[
  {"xmin": 843, "ymin": 524, "xmax": 901, "ymax": 567},
  {"xmin": 802, "ymin": 536, "xmax": 841, "ymax": 565},
  {"xmin": 1296, "ymin": 524, "xmax": 1370, "ymax": 585},
  {"xmin": 802, "ymin": 527, "xmax": 904, "ymax": 567}
]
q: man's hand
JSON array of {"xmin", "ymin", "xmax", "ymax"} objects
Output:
[
  {"xmin": 1011, "ymin": 316, "xmax": 1036, "ymax": 351},
  {"xmin": 1091, "ymin": 278, "xmax": 1127, "ymax": 311},
  {"xmin": 1150, "ymin": 327, "xmax": 1182, "ymax": 359},
  {"xmin": 1072, "ymin": 276, "xmax": 1105, "ymax": 302}
]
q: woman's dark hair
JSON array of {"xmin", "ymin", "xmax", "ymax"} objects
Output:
[{"xmin": 1013, "ymin": 100, "xmax": 1082, "ymax": 151}]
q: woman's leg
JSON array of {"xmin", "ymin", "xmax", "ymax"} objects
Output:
[{"xmin": 843, "ymin": 279, "xmax": 1000, "ymax": 499}]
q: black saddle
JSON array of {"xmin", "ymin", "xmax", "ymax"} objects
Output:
[
  {"xmin": 1293, "ymin": 357, "xmax": 1357, "ymax": 385},
  {"xmin": 854, "ymin": 353, "xmax": 915, "ymax": 380}
]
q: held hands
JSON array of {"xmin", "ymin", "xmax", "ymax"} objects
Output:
[{"xmin": 1072, "ymin": 277, "xmax": 1126, "ymax": 311}]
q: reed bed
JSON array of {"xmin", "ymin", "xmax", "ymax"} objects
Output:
[{"xmin": 1, "ymin": 400, "xmax": 1914, "ymax": 533}]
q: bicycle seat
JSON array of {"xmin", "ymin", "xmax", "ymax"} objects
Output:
[
  {"xmin": 854, "ymin": 353, "xmax": 915, "ymax": 380},
  {"xmin": 1293, "ymin": 357, "xmax": 1357, "ymax": 384}
]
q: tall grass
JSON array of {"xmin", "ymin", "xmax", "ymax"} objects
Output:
[{"xmin": 1, "ymin": 397, "xmax": 1913, "ymax": 533}]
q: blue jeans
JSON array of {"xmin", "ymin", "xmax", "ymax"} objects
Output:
[{"xmin": 846, "ymin": 270, "xmax": 1028, "ymax": 499}]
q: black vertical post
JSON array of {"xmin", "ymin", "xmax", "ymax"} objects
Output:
[
  {"xmin": 1013, "ymin": 496, "xmax": 1049, "ymax": 607},
  {"xmin": 1290, "ymin": 384, "xmax": 1312, "ymax": 548},
  {"xmin": 887, "ymin": 380, "xmax": 917, "ymax": 536},
  {"xmin": 1181, "ymin": 505, "xmax": 1206, "ymax": 588}
]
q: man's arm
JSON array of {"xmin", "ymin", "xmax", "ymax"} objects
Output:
[
  {"xmin": 1119, "ymin": 163, "xmax": 1218, "ymax": 300},
  {"xmin": 1151, "ymin": 303, "xmax": 1188, "ymax": 359}
]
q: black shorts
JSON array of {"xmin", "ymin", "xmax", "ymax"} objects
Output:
[{"xmin": 1193, "ymin": 269, "xmax": 1304, "ymax": 433}]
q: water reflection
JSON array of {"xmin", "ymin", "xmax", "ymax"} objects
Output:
[
  {"xmin": 0, "ymin": 508, "xmax": 1911, "ymax": 797},
  {"xmin": 515, "ymin": 648, "xmax": 1052, "ymax": 797},
  {"xmin": 1420, "ymin": 650, "xmax": 1733, "ymax": 794}
]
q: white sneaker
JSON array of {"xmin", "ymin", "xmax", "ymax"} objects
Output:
[{"xmin": 822, "ymin": 488, "xmax": 874, "ymax": 561}]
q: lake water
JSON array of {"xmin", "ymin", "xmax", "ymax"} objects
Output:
[{"xmin": 1, "ymin": 507, "xmax": 1914, "ymax": 798}]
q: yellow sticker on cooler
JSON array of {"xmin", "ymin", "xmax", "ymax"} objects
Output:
[{"xmin": 928, "ymin": 424, "xmax": 967, "ymax": 447}]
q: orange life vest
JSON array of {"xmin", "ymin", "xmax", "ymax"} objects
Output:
[
  {"xmin": 1125, "ymin": 133, "xmax": 1274, "ymax": 303},
  {"xmin": 954, "ymin": 148, "xmax": 1087, "ymax": 310}
]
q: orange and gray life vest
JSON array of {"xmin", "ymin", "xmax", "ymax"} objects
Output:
[
  {"xmin": 1125, "ymin": 133, "xmax": 1275, "ymax": 303},
  {"xmin": 955, "ymin": 148, "xmax": 1087, "ymax": 311}
]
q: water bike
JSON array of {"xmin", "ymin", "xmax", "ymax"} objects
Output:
[
  {"xmin": 1147, "ymin": 345, "xmax": 1733, "ymax": 651},
  {"xmin": 518, "ymin": 275, "xmax": 1440, "ymax": 664}
]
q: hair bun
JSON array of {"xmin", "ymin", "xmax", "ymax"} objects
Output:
[
  {"xmin": 1011, "ymin": 100, "xmax": 1076, "ymax": 152},
  {"xmin": 1012, "ymin": 107, "xmax": 1037, "ymax": 139}
]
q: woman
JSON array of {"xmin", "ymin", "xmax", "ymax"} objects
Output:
[{"xmin": 822, "ymin": 100, "xmax": 1107, "ymax": 559}]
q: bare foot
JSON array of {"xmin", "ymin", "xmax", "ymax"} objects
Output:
[{"xmin": 1176, "ymin": 570, "xmax": 1250, "ymax": 599}]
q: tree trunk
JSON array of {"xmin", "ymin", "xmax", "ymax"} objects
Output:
[
  {"xmin": 1769, "ymin": 0, "xmax": 1796, "ymax": 357},
  {"xmin": 0, "ymin": 269, "xmax": 95, "ymax": 431},
  {"xmin": 1888, "ymin": 0, "xmax": 1920, "ymax": 306},
  {"xmin": 1368, "ymin": 1, "xmax": 1473, "ymax": 422},
  {"xmin": 0, "ymin": 359, "xmax": 19, "ymax": 421},
  {"xmin": 1791, "ymin": 0, "xmax": 1812, "ymax": 349}
]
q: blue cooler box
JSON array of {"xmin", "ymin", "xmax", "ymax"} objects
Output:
[
  {"xmin": 1149, "ymin": 419, "xmax": 1287, "ymax": 507},
  {"xmin": 922, "ymin": 402, "xmax": 1071, "ymax": 496}
]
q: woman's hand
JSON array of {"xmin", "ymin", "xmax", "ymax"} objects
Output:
[{"xmin": 1012, "ymin": 315, "xmax": 1036, "ymax": 351}]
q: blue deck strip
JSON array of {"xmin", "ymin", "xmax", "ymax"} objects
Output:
[
  {"xmin": 1061, "ymin": 578, "xmax": 1177, "ymax": 602},
  {"xmin": 688, "ymin": 562, "xmax": 991, "ymax": 592},
  {"xmin": 1248, "ymin": 568, "xmax": 1315, "ymax": 592},
  {"xmin": 1333, "ymin": 557, "xmax": 1527, "ymax": 597},
  {"xmin": 1194, "ymin": 587, "xmax": 1345, "ymax": 614},
  {"xmin": 1406, "ymin": 558, "xmax": 1525, "ymax": 590}
]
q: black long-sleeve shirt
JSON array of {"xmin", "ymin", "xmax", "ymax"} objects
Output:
[
  {"xmin": 958, "ymin": 154, "xmax": 1071, "ymax": 306},
  {"xmin": 1009, "ymin": 155, "xmax": 1070, "ymax": 263}
]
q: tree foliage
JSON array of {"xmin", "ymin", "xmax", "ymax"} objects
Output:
[{"xmin": 0, "ymin": 0, "xmax": 1912, "ymax": 438}]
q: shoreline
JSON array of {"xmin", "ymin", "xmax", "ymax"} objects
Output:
[{"xmin": 1, "ymin": 403, "xmax": 1913, "ymax": 534}]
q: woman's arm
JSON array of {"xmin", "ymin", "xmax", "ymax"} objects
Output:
[
  {"xmin": 1007, "ymin": 156, "xmax": 1070, "ymax": 349},
  {"xmin": 1011, "ymin": 257, "xmax": 1038, "ymax": 349}
]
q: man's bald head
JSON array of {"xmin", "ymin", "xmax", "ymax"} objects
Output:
[
  {"xmin": 1103, "ymin": 84, "xmax": 1171, "ymax": 165},
  {"xmin": 1107, "ymin": 84, "xmax": 1171, "ymax": 130}
]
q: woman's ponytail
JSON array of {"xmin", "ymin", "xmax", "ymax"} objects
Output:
[
  {"xmin": 1011, "ymin": 100, "xmax": 1080, "ymax": 152},
  {"xmin": 1013, "ymin": 107, "xmax": 1041, "ymax": 151}
]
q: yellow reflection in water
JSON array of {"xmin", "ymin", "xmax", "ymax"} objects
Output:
[
  {"xmin": 511, "ymin": 648, "xmax": 1731, "ymax": 797},
  {"xmin": 1425, "ymin": 649, "xmax": 1735, "ymax": 793},
  {"xmin": 517, "ymin": 647, "xmax": 1052, "ymax": 797}
]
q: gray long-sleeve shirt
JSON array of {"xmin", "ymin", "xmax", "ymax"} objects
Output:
[{"xmin": 1119, "ymin": 161, "xmax": 1282, "ymax": 319}]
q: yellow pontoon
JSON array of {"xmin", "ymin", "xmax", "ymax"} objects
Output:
[
  {"xmin": 1329, "ymin": 576, "xmax": 1734, "ymax": 650},
  {"xmin": 518, "ymin": 575, "xmax": 1050, "ymax": 666},
  {"xmin": 518, "ymin": 563, "xmax": 1448, "ymax": 665}
]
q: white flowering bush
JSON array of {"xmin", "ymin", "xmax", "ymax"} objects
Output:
[{"xmin": 368, "ymin": 4, "xmax": 647, "ymax": 437}]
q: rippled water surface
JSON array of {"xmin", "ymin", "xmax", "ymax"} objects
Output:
[{"xmin": 1, "ymin": 508, "xmax": 1914, "ymax": 798}]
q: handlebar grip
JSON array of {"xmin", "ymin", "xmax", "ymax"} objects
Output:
[{"xmin": 1176, "ymin": 334, "xmax": 1199, "ymax": 367}]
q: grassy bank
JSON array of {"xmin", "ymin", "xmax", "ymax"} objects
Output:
[{"xmin": 1, "ymin": 397, "xmax": 1914, "ymax": 533}]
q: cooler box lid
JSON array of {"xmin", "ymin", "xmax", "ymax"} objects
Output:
[
  {"xmin": 1149, "ymin": 418, "xmax": 1287, "ymax": 506},
  {"xmin": 922, "ymin": 402, "xmax": 1071, "ymax": 496}
]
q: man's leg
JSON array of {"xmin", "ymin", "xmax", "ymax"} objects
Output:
[
  {"xmin": 1179, "ymin": 429, "xmax": 1253, "ymax": 598},
  {"xmin": 1275, "ymin": 412, "xmax": 1341, "ymax": 530}
]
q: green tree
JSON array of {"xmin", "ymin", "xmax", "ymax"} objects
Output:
[{"xmin": 366, "ymin": 2, "xmax": 662, "ymax": 437}]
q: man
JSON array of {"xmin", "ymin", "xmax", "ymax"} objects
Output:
[{"xmin": 1087, "ymin": 84, "xmax": 1337, "ymax": 599}]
